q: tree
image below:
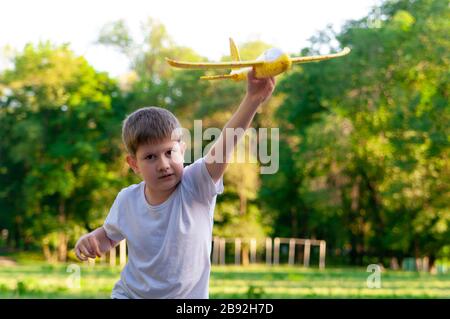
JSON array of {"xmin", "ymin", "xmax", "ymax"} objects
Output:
[
  {"xmin": 262, "ymin": 0, "xmax": 449, "ymax": 266},
  {"xmin": 0, "ymin": 42, "xmax": 126, "ymax": 261}
]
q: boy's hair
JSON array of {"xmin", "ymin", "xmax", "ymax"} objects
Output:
[{"xmin": 122, "ymin": 106, "xmax": 181, "ymax": 156}]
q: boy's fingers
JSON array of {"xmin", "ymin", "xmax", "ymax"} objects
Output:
[
  {"xmin": 78, "ymin": 238, "xmax": 90, "ymax": 253},
  {"xmin": 78, "ymin": 250, "xmax": 88, "ymax": 261},
  {"xmin": 269, "ymin": 76, "xmax": 275, "ymax": 86},
  {"xmin": 84, "ymin": 239, "xmax": 95, "ymax": 255},
  {"xmin": 248, "ymin": 69, "xmax": 255, "ymax": 79},
  {"xmin": 80, "ymin": 245, "xmax": 95, "ymax": 259},
  {"xmin": 89, "ymin": 236, "xmax": 102, "ymax": 257},
  {"xmin": 75, "ymin": 247, "xmax": 87, "ymax": 261},
  {"xmin": 248, "ymin": 69, "xmax": 276, "ymax": 85},
  {"xmin": 248, "ymin": 69, "xmax": 263, "ymax": 83}
]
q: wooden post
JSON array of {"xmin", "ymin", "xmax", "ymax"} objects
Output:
[
  {"xmin": 422, "ymin": 256, "xmax": 429, "ymax": 272},
  {"xmin": 212, "ymin": 237, "xmax": 219, "ymax": 265},
  {"xmin": 109, "ymin": 246, "xmax": 116, "ymax": 266},
  {"xmin": 250, "ymin": 239, "xmax": 257, "ymax": 264},
  {"xmin": 119, "ymin": 240, "xmax": 127, "ymax": 267},
  {"xmin": 288, "ymin": 238, "xmax": 296, "ymax": 265},
  {"xmin": 274, "ymin": 238, "xmax": 280, "ymax": 265},
  {"xmin": 303, "ymin": 240, "xmax": 311, "ymax": 267},
  {"xmin": 319, "ymin": 240, "xmax": 326, "ymax": 269},
  {"xmin": 265, "ymin": 238, "xmax": 272, "ymax": 265},
  {"xmin": 220, "ymin": 238, "xmax": 226, "ymax": 265},
  {"xmin": 415, "ymin": 258, "xmax": 423, "ymax": 272},
  {"xmin": 235, "ymin": 238, "xmax": 241, "ymax": 265}
]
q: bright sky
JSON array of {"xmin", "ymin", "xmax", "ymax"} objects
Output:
[{"xmin": 0, "ymin": 0, "xmax": 380, "ymax": 78}]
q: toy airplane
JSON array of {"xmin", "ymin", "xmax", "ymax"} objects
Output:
[{"xmin": 166, "ymin": 38, "xmax": 351, "ymax": 81}]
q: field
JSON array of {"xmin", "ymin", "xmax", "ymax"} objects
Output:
[{"xmin": 0, "ymin": 262, "xmax": 449, "ymax": 299}]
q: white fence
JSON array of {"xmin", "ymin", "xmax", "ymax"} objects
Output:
[
  {"xmin": 86, "ymin": 237, "xmax": 326, "ymax": 269},
  {"xmin": 211, "ymin": 237, "xmax": 326, "ymax": 268}
]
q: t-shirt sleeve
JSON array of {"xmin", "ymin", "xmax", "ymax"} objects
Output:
[
  {"xmin": 103, "ymin": 191, "xmax": 126, "ymax": 242},
  {"xmin": 182, "ymin": 157, "xmax": 224, "ymax": 204}
]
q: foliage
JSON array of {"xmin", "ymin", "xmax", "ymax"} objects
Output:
[
  {"xmin": 261, "ymin": 0, "xmax": 450, "ymax": 264},
  {"xmin": 0, "ymin": 42, "xmax": 128, "ymax": 260},
  {"xmin": 1, "ymin": 0, "xmax": 448, "ymax": 266}
]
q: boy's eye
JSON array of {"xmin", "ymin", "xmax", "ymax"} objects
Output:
[{"xmin": 146, "ymin": 155, "xmax": 155, "ymax": 160}]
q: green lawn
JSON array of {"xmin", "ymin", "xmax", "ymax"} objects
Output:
[{"xmin": 0, "ymin": 263, "xmax": 449, "ymax": 298}]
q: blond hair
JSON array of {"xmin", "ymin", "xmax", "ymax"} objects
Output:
[{"xmin": 122, "ymin": 106, "xmax": 181, "ymax": 156}]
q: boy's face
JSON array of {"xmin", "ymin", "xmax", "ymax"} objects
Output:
[{"xmin": 126, "ymin": 138, "xmax": 186, "ymax": 194}]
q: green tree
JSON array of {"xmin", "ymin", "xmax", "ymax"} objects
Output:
[
  {"xmin": 0, "ymin": 42, "xmax": 126, "ymax": 261},
  {"xmin": 262, "ymin": 0, "xmax": 449, "ymax": 266}
]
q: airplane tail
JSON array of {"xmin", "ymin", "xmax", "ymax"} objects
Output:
[
  {"xmin": 201, "ymin": 38, "xmax": 242, "ymax": 81},
  {"xmin": 229, "ymin": 38, "xmax": 241, "ymax": 61}
]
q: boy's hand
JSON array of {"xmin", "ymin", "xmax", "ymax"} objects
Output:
[
  {"xmin": 246, "ymin": 69, "xmax": 276, "ymax": 106},
  {"xmin": 74, "ymin": 232, "xmax": 103, "ymax": 261}
]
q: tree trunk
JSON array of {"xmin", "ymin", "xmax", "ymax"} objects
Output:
[
  {"xmin": 242, "ymin": 245, "xmax": 249, "ymax": 266},
  {"xmin": 13, "ymin": 216, "xmax": 23, "ymax": 249},
  {"xmin": 57, "ymin": 232, "xmax": 68, "ymax": 262},
  {"xmin": 239, "ymin": 193, "xmax": 247, "ymax": 216},
  {"xmin": 350, "ymin": 176, "xmax": 362, "ymax": 265},
  {"xmin": 291, "ymin": 206, "xmax": 298, "ymax": 238},
  {"xmin": 57, "ymin": 199, "xmax": 68, "ymax": 262},
  {"xmin": 42, "ymin": 241, "xmax": 56, "ymax": 263}
]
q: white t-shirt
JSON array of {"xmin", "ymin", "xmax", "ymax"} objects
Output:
[{"xmin": 103, "ymin": 157, "xmax": 224, "ymax": 299}]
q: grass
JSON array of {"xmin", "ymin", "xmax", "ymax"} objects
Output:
[{"xmin": 0, "ymin": 262, "xmax": 449, "ymax": 299}]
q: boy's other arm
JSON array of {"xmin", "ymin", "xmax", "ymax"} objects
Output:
[
  {"xmin": 205, "ymin": 70, "xmax": 275, "ymax": 183},
  {"xmin": 74, "ymin": 226, "xmax": 118, "ymax": 261}
]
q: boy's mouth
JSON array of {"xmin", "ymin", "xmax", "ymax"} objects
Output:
[{"xmin": 159, "ymin": 173, "xmax": 174, "ymax": 179}]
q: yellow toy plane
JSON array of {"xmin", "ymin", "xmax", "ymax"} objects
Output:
[{"xmin": 166, "ymin": 38, "xmax": 350, "ymax": 81}]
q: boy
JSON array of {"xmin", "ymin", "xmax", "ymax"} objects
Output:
[{"xmin": 74, "ymin": 71, "xmax": 275, "ymax": 298}]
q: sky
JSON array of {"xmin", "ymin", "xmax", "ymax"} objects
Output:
[{"xmin": 0, "ymin": 0, "xmax": 381, "ymax": 78}]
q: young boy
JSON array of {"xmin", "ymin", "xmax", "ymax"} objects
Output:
[{"xmin": 74, "ymin": 71, "xmax": 275, "ymax": 298}]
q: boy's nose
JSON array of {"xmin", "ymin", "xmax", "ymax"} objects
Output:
[{"xmin": 157, "ymin": 157, "xmax": 170, "ymax": 172}]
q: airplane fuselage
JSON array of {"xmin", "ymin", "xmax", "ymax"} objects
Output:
[{"xmin": 230, "ymin": 48, "xmax": 292, "ymax": 81}]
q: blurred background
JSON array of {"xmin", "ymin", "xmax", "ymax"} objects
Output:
[{"xmin": 0, "ymin": 0, "xmax": 449, "ymax": 298}]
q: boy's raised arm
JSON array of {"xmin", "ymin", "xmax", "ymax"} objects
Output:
[{"xmin": 205, "ymin": 70, "xmax": 275, "ymax": 183}]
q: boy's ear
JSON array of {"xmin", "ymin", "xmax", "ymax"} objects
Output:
[{"xmin": 126, "ymin": 155, "xmax": 140, "ymax": 174}]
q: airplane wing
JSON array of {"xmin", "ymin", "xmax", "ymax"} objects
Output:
[
  {"xmin": 165, "ymin": 57, "xmax": 265, "ymax": 70},
  {"xmin": 290, "ymin": 47, "xmax": 351, "ymax": 64}
]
